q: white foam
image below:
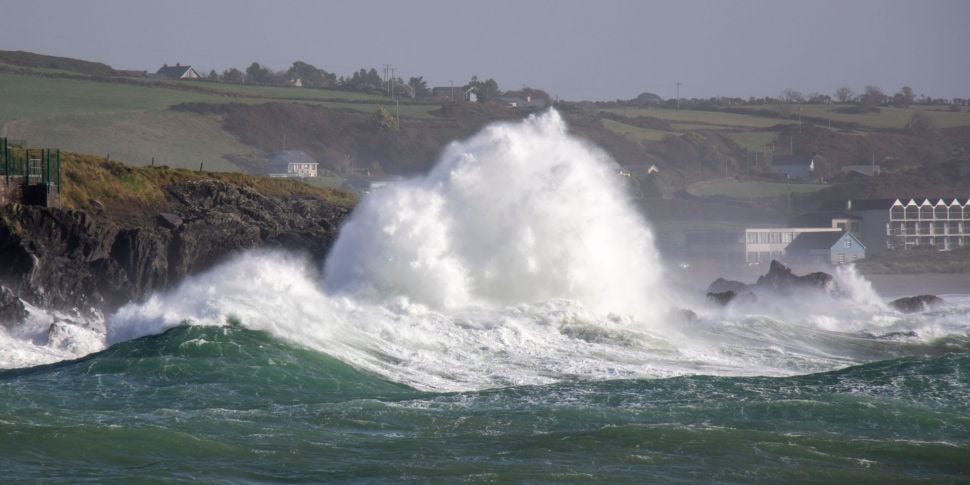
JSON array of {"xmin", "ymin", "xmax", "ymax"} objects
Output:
[{"xmin": 3, "ymin": 110, "xmax": 969, "ymax": 391}]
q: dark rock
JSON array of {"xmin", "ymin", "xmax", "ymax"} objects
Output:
[
  {"xmin": 707, "ymin": 290, "xmax": 737, "ymax": 306},
  {"xmin": 889, "ymin": 295, "xmax": 944, "ymax": 314},
  {"xmin": 707, "ymin": 277, "xmax": 747, "ymax": 294},
  {"xmin": 705, "ymin": 260, "xmax": 835, "ymax": 305},
  {"xmin": 753, "ymin": 260, "xmax": 833, "ymax": 294},
  {"xmin": 157, "ymin": 212, "xmax": 183, "ymax": 229},
  {"xmin": 0, "ymin": 180, "xmax": 351, "ymax": 318},
  {"xmin": 0, "ymin": 286, "xmax": 27, "ymax": 328}
]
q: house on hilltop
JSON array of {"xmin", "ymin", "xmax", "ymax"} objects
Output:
[
  {"xmin": 155, "ymin": 63, "xmax": 201, "ymax": 80},
  {"xmin": 431, "ymin": 86, "xmax": 477, "ymax": 102},
  {"xmin": 268, "ymin": 150, "xmax": 318, "ymax": 178}
]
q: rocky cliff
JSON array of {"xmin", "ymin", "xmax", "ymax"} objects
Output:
[{"xmin": 0, "ymin": 179, "xmax": 351, "ymax": 320}]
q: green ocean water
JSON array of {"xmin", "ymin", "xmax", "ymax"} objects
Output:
[{"xmin": 2, "ymin": 324, "xmax": 968, "ymax": 483}]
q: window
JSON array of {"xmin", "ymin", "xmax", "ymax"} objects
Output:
[
  {"xmin": 845, "ymin": 238, "xmax": 852, "ymax": 248},
  {"xmin": 839, "ymin": 253, "xmax": 846, "ymax": 264}
]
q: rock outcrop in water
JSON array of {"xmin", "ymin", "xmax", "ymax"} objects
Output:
[
  {"xmin": 706, "ymin": 260, "xmax": 834, "ymax": 306},
  {"xmin": 0, "ymin": 286, "xmax": 27, "ymax": 327},
  {"xmin": 0, "ymin": 180, "xmax": 350, "ymax": 317},
  {"xmin": 889, "ymin": 295, "xmax": 944, "ymax": 313}
]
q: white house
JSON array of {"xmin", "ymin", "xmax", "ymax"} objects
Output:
[
  {"xmin": 269, "ymin": 150, "xmax": 318, "ymax": 178},
  {"xmin": 155, "ymin": 63, "xmax": 201, "ymax": 80}
]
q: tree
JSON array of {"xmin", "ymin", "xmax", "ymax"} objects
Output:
[
  {"xmin": 893, "ymin": 86, "xmax": 915, "ymax": 108},
  {"xmin": 781, "ymin": 88, "xmax": 804, "ymax": 103},
  {"xmin": 245, "ymin": 62, "xmax": 273, "ymax": 84},
  {"xmin": 907, "ymin": 111, "xmax": 939, "ymax": 138},
  {"xmin": 373, "ymin": 107, "xmax": 398, "ymax": 131},
  {"xmin": 468, "ymin": 76, "xmax": 500, "ymax": 101},
  {"xmin": 834, "ymin": 86, "xmax": 854, "ymax": 103},
  {"xmin": 860, "ymin": 85, "xmax": 885, "ymax": 107},
  {"xmin": 287, "ymin": 61, "xmax": 337, "ymax": 88},
  {"xmin": 407, "ymin": 76, "xmax": 429, "ymax": 97},
  {"xmin": 222, "ymin": 67, "xmax": 244, "ymax": 83},
  {"xmin": 207, "ymin": 69, "xmax": 219, "ymax": 81}
]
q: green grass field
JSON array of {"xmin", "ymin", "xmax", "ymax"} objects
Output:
[
  {"xmin": 687, "ymin": 178, "xmax": 828, "ymax": 199},
  {"xmin": 761, "ymin": 104, "xmax": 970, "ymax": 130},
  {"xmin": 0, "ymin": 72, "xmax": 438, "ymax": 170},
  {"xmin": 5, "ymin": 110, "xmax": 256, "ymax": 172},
  {"xmin": 724, "ymin": 131, "xmax": 777, "ymax": 152},
  {"xmin": 0, "ymin": 72, "xmax": 222, "ymax": 121},
  {"xmin": 601, "ymin": 118, "xmax": 671, "ymax": 142},
  {"xmin": 601, "ymin": 107, "xmax": 783, "ymax": 129},
  {"xmin": 177, "ymin": 79, "xmax": 388, "ymax": 102}
]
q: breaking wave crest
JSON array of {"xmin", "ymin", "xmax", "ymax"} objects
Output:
[{"xmin": 3, "ymin": 110, "xmax": 970, "ymax": 391}]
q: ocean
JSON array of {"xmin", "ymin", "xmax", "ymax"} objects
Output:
[{"xmin": 2, "ymin": 111, "xmax": 968, "ymax": 482}]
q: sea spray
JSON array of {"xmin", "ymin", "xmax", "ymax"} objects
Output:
[
  {"xmin": 324, "ymin": 110, "xmax": 668, "ymax": 320},
  {"xmin": 5, "ymin": 110, "xmax": 970, "ymax": 392}
]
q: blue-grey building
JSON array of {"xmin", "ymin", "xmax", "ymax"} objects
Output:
[
  {"xmin": 772, "ymin": 154, "xmax": 816, "ymax": 180},
  {"xmin": 785, "ymin": 231, "xmax": 865, "ymax": 265}
]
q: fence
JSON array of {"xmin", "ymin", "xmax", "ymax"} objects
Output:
[{"xmin": 0, "ymin": 138, "xmax": 62, "ymax": 207}]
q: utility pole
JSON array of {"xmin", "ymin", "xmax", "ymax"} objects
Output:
[
  {"xmin": 676, "ymin": 82, "xmax": 681, "ymax": 109},
  {"xmin": 390, "ymin": 67, "xmax": 396, "ymax": 99},
  {"xmin": 383, "ymin": 64, "xmax": 391, "ymax": 97}
]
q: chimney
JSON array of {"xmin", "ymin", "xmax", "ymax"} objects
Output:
[{"xmin": 176, "ymin": 62, "xmax": 180, "ymax": 67}]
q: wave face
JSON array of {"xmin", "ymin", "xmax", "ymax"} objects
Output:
[{"xmin": 2, "ymin": 328, "xmax": 968, "ymax": 482}]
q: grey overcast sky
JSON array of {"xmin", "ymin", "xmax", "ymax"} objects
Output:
[{"xmin": 1, "ymin": 0, "xmax": 967, "ymax": 101}]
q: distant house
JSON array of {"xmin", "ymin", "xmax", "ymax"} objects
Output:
[
  {"xmin": 269, "ymin": 150, "xmax": 318, "ymax": 178},
  {"xmin": 772, "ymin": 154, "xmax": 816, "ymax": 180},
  {"xmin": 841, "ymin": 164, "xmax": 881, "ymax": 177},
  {"xmin": 155, "ymin": 63, "xmax": 201, "ymax": 80},
  {"xmin": 430, "ymin": 86, "xmax": 476, "ymax": 102},
  {"xmin": 786, "ymin": 231, "xmax": 865, "ymax": 265},
  {"xmin": 818, "ymin": 199, "xmax": 896, "ymax": 254}
]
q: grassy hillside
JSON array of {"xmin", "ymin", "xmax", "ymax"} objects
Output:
[
  {"xmin": 57, "ymin": 151, "xmax": 355, "ymax": 218},
  {"xmin": 0, "ymin": 71, "xmax": 439, "ymax": 172},
  {"xmin": 0, "ymin": 50, "xmax": 118, "ymax": 77}
]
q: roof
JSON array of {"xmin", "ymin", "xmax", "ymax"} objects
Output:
[
  {"xmin": 270, "ymin": 150, "xmax": 317, "ymax": 171},
  {"xmin": 786, "ymin": 231, "xmax": 862, "ymax": 253},
  {"xmin": 156, "ymin": 64, "xmax": 195, "ymax": 79},
  {"xmin": 772, "ymin": 154, "xmax": 815, "ymax": 166},
  {"xmin": 818, "ymin": 198, "xmax": 895, "ymax": 211},
  {"xmin": 789, "ymin": 211, "xmax": 861, "ymax": 227}
]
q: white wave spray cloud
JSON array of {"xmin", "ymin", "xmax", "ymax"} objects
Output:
[
  {"xmin": 323, "ymin": 110, "xmax": 667, "ymax": 319},
  {"xmin": 6, "ymin": 109, "xmax": 969, "ymax": 390}
]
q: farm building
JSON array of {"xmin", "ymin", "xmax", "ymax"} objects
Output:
[
  {"xmin": 155, "ymin": 63, "xmax": 201, "ymax": 80},
  {"xmin": 268, "ymin": 150, "xmax": 318, "ymax": 178}
]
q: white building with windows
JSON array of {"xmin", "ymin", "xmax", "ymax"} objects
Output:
[
  {"xmin": 744, "ymin": 227, "xmax": 842, "ymax": 263},
  {"xmin": 888, "ymin": 198, "xmax": 970, "ymax": 250},
  {"xmin": 269, "ymin": 150, "xmax": 319, "ymax": 178}
]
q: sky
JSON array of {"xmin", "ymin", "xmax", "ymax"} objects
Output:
[{"xmin": 1, "ymin": 0, "xmax": 968, "ymax": 101}]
